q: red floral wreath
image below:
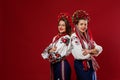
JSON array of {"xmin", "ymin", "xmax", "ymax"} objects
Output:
[
  {"xmin": 72, "ymin": 10, "xmax": 90, "ymax": 24},
  {"xmin": 57, "ymin": 13, "xmax": 73, "ymax": 28}
]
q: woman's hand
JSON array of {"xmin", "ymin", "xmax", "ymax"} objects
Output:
[
  {"xmin": 48, "ymin": 46, "xmax": 57, "ymax": 53},
  {"xmin": 82, "ymin": 48, "xmax": 99, "ymax": 56},
  {"xmin": 82, "ymin": 49, "xmax": 91, "ymax": 56}
]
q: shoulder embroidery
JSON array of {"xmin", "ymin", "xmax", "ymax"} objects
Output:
[{"xmin": 61, "ymin": 37, "xmax": 70, "ymax": 46}]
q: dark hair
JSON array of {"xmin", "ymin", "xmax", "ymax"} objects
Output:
[
  {"xmin": 72, "ymin": 10, "xmax": 90, "ymax": 25},
  {"xmin": 58, "ymin": 17, "xmax": 72, "ymax": 36}
]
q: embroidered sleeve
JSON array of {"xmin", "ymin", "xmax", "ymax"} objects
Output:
[
  {"xmin": 41, "ymin": 36, "xmax": 57, "ymax": 59},
  {"xmin": 41, "ymin": 35, "xmax": 72, "ymax": 63},
  {"xmin": 59, "ymin": 35, "xmax": 72, "ymax": 57},
  {"xmin": 61, "ymin": 37, "xmax": 70, "ymax": 46},
  {"xmin": 41, "ymin": 43, "xmax": 52, "ymax": 59}
]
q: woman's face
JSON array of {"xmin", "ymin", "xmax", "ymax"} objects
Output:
[
  {"xmin": 58, "ymin": 20, "xmax": 66, "ymax": 34},
  {"xmin": 76, "ymin": 19, "xmax": 88, "ymax": 33}
]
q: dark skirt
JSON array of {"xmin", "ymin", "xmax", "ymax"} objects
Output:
[
  {"xmin": 51, "ymin": 59, "xmax": 71, "ymax": 80},
  {"xmin": 74, "ymin": 59, "xmax": 97, "ymax": 80}
]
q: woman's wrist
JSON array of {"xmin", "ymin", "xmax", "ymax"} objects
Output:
[{"xmin": 89, "ymin": 48, "xmax": 98, "ymax": 55}]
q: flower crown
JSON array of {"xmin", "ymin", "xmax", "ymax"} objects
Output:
[
  {"xmin": 72, "ymin": 10, "xmax": 90, "ymax": 24},
  {"xmin": 58, "ymin": 12, "xmax": 74, "ymax": 29},
  {"xmin": 58, "ymin": 13, "xmax": 72, "ymax": 23},
  {"xmin": 58, "ymin": 13, "xmax": 69, "ymax": 21}
]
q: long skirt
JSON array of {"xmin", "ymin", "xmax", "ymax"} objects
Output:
[
  {"xmin": 74, "ymin": 59, "xmax": 97, "ymax": 80},
  {"xmin": 50, "ymin": 59, "xmax": 71, "ymax": 80}
]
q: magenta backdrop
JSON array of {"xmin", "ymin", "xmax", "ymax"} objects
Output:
[{"xmin": 1, "ymin": 0, "xmax": 120, "ymax": 80}]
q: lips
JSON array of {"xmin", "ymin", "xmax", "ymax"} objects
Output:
[
  {"xmin": 59, "ymin": 28, "xmax": 63, "ymax": 31},
  {"xmin": 81, "ymin": 28, "xmax": 86, "ymax": 31}
]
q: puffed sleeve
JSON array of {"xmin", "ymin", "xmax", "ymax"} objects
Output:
[
  {"xmin": 41, "ymin": 36, "xmax": 56, "ymax": 59},
  {"xmin": 64, "ymin": 35, "xmax": 72, "ymax": 56},
  {"xmin": 41, "ymin": 43, "xmax": 52, "ymax": 59},
  {"xmin": 94, "ymin": 41, "xmax": 103, "ymax": 56},
  {"xmin": 56, "ymin": 35, "xmax": 72, "ymax": 57}
]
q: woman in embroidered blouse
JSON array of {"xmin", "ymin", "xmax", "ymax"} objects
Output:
[
  {"xmin": 71, "ymin": 10, "xmax": 103, "ymax": 80},
  {"xmin": 41, "ymin": 13, "xmax": 72, "ymax": 80}
]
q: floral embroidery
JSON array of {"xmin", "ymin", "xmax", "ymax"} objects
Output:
[
  {"xmin": 61, "ymin": 37, "xmax": 70, "ymax": 46},
  {"xmin": 48, "ymin": 52, "xmax": 62, "ymax": 63}
]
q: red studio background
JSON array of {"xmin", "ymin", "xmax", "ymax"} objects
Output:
[{"xmin": 1, "ymin": 0, "xmax": 120, "ymax": 80}]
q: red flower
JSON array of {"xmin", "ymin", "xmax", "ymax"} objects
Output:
[
  {"xmin": 55, "ymin": 53, "xmax": 60, "ymax": 58},
  {"xmin": 48, "ymin": 54, "xmax": 52, "ymax": 59},
  {"xmin": 75, "ymin": 41, "xmax": 78, "ymax": 43},
  {"xmin": 61, "ymin": 38, "xmax": 67, "ymax": 43}
]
